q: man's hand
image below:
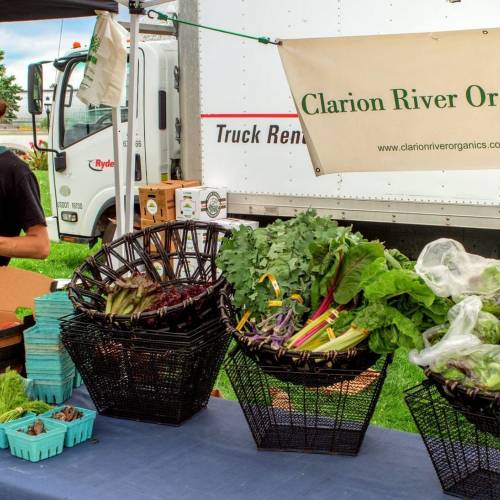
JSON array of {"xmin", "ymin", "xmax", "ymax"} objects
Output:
[{"xmin": 0, "ymin": 225, "xmax": 50, "ymax": 260}]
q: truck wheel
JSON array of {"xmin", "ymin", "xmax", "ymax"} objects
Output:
[
  {"xmin": 102, "ymin": 220, "xmax": 117, "ymax": 244},
  {"xmin": 101, "ymin": 212, "xmax": 140, "ymax": 244}
]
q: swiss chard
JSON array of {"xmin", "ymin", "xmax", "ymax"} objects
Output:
[
  {"xmin": 218, "ymin": 211, "xmax": 448, "ymax": 357},
  {"xmin": 333, "ymin": 242, "xmax": 386, "ymax": 305}
]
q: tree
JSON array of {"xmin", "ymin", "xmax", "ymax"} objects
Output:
[{"xmin": 0, "ymin": 49, "xmax": 22, "ymax": 123}]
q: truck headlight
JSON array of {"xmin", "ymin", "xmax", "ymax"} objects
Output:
[{"xmin": 61, "ymin": 211, "xmax": 78, "ymax": 222}]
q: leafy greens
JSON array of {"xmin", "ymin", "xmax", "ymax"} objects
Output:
[{"xmin": 218, "ymin": 210, "xmax": 449, "ymax": 355}]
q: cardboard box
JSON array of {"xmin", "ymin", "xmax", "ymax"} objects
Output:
[
  {"xmin": 185, "ymin": 218, "xmax": 259, "ymax": 253},
  {"xmin": 139, "ymin": 180, "xmax": 200, "ymax": 224},
  {"xmin": 140, "ymin": 218, "xmax": 158, "ymax": 230},
  {"xmin": 216, "ymin": 218, "xmax": 259, "ymax": 231},
  {"xmin": 176, "ymin": 187, "xmax": 227, "ymax": 222},
  {"xmin": 0, "ymin": 267, "xmax": 55, "ymax": 324},
  {"xmin": 140, "ymin": 218, "xmax": 164, "ymax": 252},
  {"xmin": 140, "ymin": 219, "xmax": 181, "ymax": 263},
  {"xmin": 183, "ymin": 218, "xmax": 258, "ymax": 276},
  {"xmin": 0, "ymin": 267, "xmax": 54, "ymax": 373}
]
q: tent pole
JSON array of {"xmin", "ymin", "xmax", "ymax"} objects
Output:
[
  {"xmin": 123, "ymin": 0, "xmax": 173, "ymax": 234},
  {"xmin": 124, "ymin": 10, "xmax": 141, "ymax": 234},
  {"xmin": 112, "ymin": 107, "xmax": 125, "ymax": 238}
]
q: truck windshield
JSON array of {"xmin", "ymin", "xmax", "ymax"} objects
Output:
[{"xmin": 61, "ymin": 59, "xmax": 128, "ymax": 148}]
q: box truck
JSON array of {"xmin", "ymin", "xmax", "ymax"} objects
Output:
[{"xmin": 28, "ymin": 0, "xmax": 499, "ymax": 256}]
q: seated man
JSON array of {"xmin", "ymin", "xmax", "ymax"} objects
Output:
[{"xmin": 0, "ymin": 99, "xmax": 49, "ymax": 266}]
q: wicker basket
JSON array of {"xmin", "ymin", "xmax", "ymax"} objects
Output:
[
  {"xmin": 425, "ymin": 369, "xmax": 500, "ymax": 438},
  {"xmin": 219, "ymin": 286, "xmax": 380, "ymax": 386},
  {"xmin": 68, "ymin": 221, "xmax": 229, "ymax": 328}
]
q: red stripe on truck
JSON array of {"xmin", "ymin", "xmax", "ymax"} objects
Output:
[{"xmin": 200, "ymin": 113, "xmax": 298, "ymax": 118}]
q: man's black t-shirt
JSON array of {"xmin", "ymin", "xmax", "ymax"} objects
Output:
[{"xmin": 0, "ymin": 148, "xmax": 46, "ymax": 266}]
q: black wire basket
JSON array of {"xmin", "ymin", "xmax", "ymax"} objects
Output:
[
  {"xmin": 60, "ymin": 314, "xmax": 230, "ymax": 425},
  {"xmin": 425, "ymin": 369, "xmax": 500, "ymax": 438},
  {"xmin": 225, "ymin": 346, "xmax": 391, "ymax": 455},
  {"xmin": 405, "ymin": 381, "xmax": 500, "ymax": 499},
  {"xmin": 68, "ymin": 221, "xmax": 229, "ymax": 329},
  {"xmin": 219, "ymin": 286, "xmax": 381, "ymax": 387}
]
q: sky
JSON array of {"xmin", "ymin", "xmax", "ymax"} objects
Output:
[
  {"xmin": 2, "ymin": 17, "xmax": 96, "ymax": 89},
  {"xmin": 1, "ymin": 3, "xmax": 176, "ymax": 89}
]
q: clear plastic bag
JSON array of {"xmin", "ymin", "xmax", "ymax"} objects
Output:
[
  {"xmin": 474, "ymin": 310, "xmax": 500, "ymax": 344},
  {"xmin": 428, "ymin": 344, "xmax": 500, "ymax": 392},
  {"xmin": 415, "ymin": 238, "xmax": 500, "ymax": 298},
  {"xmin": 410, "ymin": 296, "xmax": 483, "ymax": 366},
  {"xmin": 410, "ymin": 294, "xmax": 500, "ymax": 368}
]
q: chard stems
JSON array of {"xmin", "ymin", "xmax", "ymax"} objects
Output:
[
  {"xmin": 309, "ymin": 253, "xmax": 344, "ymax": 321},
  {"xmin": 297, "ymin": 326, "xmax": 332, "ymax": 351},
  {"xmin": 312, "ymin": 326, "xmax": 369, "ymax": 353},
  {"xmin": 287, "ymin": 308, "xmax": 338, "ymax": 349}
]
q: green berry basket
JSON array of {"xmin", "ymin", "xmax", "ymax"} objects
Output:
[
  {"xmin": 5, "ymin": 417, "xmax": 66, "ymax": 462},
  {"xmin": 41, "ymin": 406, "xmax": 96, "ymax": 447},
  {"xmin": 33, "ymin": 374, "xmax": 74, "ymax": 404},
  {"xmin": 0, "ymin": 412, "xmax": 35, "ymax": 449}
]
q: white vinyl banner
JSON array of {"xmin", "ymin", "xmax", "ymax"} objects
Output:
[{"xmin": 278, "ymin": 29, "xmax": 500, "ymax": 175}]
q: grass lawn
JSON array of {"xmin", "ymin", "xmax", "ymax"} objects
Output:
[{"xmin": 12, "ymin": 171, "xmax": 424, "ymax": 433}]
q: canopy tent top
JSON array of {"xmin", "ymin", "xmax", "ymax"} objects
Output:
[{"xmin": 2, "ymin": 0, "xmax": 118, "ymax": 23}]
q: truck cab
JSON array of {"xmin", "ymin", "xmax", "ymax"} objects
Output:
[{"xmin": 43, "ymin": 40, "xmax": 179, "ymax": 243}]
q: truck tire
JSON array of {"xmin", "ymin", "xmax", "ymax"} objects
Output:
[
  {"xmin": 102, "ymin": 220, "xmax": 117, "ymax": 244},
  {"xmin": 101, "ymin": 212, "xmax": 141, "ymax": 244}
]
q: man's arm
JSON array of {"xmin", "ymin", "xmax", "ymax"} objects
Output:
[{"xmin": 0, "ymin": 224, "xmax": 50, "ymax": 259}]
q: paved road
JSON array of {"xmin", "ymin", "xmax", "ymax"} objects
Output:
[{"xmin": 0, "ymin": 133, "xmax": 49, "ymax": 151}]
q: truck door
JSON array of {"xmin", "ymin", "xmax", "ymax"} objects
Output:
[{"xmin": 52, "ymin": 53, "xmax": 146, "ymax": 240}]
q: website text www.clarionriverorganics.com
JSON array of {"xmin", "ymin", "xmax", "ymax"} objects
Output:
[{"xmin": 377, "ymin": 140, "xmax": 500, "ymax": 152}]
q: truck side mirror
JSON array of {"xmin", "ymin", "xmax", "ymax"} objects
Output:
[
  {"xmin": 27, "ymin": 61, "xmax": 66, "ymax": 172},
  {"xmin": 28, "ymin": 64, "xmax": 44, "ymax": 115}
]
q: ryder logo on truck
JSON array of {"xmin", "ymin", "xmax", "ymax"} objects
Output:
[{"xmin": 88, "ymin": 159, "xmax": 115, "ymax": 172}]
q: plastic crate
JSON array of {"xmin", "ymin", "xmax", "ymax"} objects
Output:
[
  {"xmin": 0, "ymin": 413, "xmax": 35, "ymax": 449},
  {"xmin": 35, "ymin": 291, "xmax": 72, "ymax": 304},
  {"xmin": 32, "ymin": 317, "xmax": 65, "ymax": 328},
  {"xmin": 405, "ymin": 382, "xmax": 499, "ymax": 499},
  {"xmin": 35, "ymin": 291, "xmax": 73, "ymax": 315},
  {"xmin": 5, "ymin": 417, "xmax": 66, "ymax": 462},
  {"xmin": 23, "ymin": 324, "xmax": 62, "ymax": 345},
  {"xmin": 25, "ymin": 354, "xmax": 74, "ymax": 372},
  {"xmin": 27, "ymin": 367, "xmax": 75, "ymax": 382},
  {"xmin": 35, "ymin": 300, "xmax": 73, "ymax": 312},
  {"xmin": 225, "ymin": 347, "xmax": 391, "ymax": 455},
  {"xmin": 42, "ymin": 406, "xmax": 96, "ymax": 447},
  {"xmin": 25, "ymin": 343, "xmax": 69, "ymax": 354},
  {"xmin": 25, "ymin": 351, "xmax": 73, "ymax": 372},
  {"xmin": 34, "ymin": 291, "xmax": 74, "ymax": 326},
  {"xmin": 33, "ymin": 376, "xmax": 74, "ymax": 404},
  {"xmin": 35, "ymin": 311, "xmax": 73, "ymax": 323},
  {"xmin": 61, "ymin": 314, "xmax": 230, "ymax": 425}
]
